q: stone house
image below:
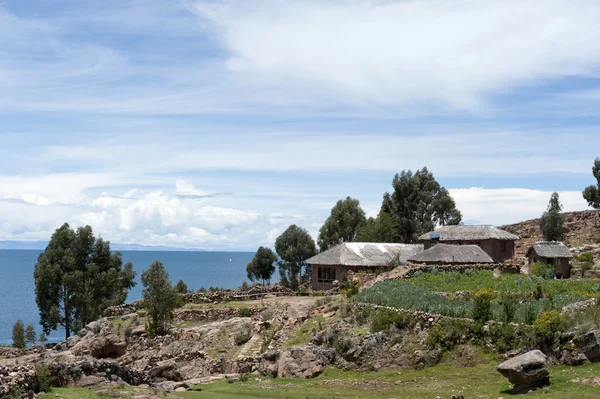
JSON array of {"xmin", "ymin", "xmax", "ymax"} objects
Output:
[
  {"xmin": 418, "ymin": 225, "xmax": 519, "ymax": 263},
  {"xmin": 526, "ymin": 241, "xmax": 573, "ymax": 278},
  {"xmin": 305, "ymin": 242, "xmax": 423, "ymax": 290},
  {"xmin": 407, "ymin": 243, "xmax": 494, "ymax": 265}
]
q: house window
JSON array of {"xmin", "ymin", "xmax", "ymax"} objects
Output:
[
  {"xmin": 317, "ymin": 267, "xmax": 336, "ymax": 283},
  {"xmin": 501, "ymin": 241, "xmax": 507, "ymax": 252}
]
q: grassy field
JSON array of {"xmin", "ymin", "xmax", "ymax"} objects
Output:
[{"xmin": 39, "ymin": 359, "xmax": 600, "ymax": 399}]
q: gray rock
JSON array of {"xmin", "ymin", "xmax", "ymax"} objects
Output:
[
  {"xmin": 576, "ymin": 330, "xmax": 600, "ymax": 362},
  {"xmin": 497, "ymin": 350, "xmax": 550, "ymax": 393}
]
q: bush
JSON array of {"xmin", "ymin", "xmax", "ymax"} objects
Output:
[
  {"xmin": 240, "ymin": 281, "xmax": 250, "ymax": 291},
  {"xmin": 370, "ymin": 310, "xmax": 416, "ymax": 333},
  {"xmin": 577, "ymin": 253, "xmax": 594, "ymax": 263},
  {"xmin": 534, "ymin": 310, "xmax": 565, "ymax": 337},
  {"xmin": 35, "ymin": 363, "xmax": 53, "ymax": 393},
  {"xmin": 174, "ymin": 295, "xmax": 185, "ymax": 308},
  {"xmin": 500, "ymin": 292, "xmax": 517, "ymax": 323},
  {"xmin": 581, "ymin": 262, "xmax": 594, "ymax": 273},
  {"xmin": 531, "ymin": 262, "xmax": 552, "ymax": 279},
  {"xmin": 141, "ymin": 261, "xmax": 178, "ymax": 337},
  {"xmin": 234, "ymin": 328, "xmax": 252, "ymax": 346},
  {"xmin": 238, "ymin": 308, "xmax": 251, "ymax": 318},
  {"xmin": 426, "ymin": 320, "xmax": 483, "ymax": 352},
  {"xmin": 472, "ymin": 289, "xmax": 493, "ymax": 322},
  {"xmin": 523, "ymin": 302, "xmax": 538, "ymax": 325}
]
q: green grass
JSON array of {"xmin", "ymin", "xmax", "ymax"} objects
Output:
[
  {"xmin": 408, "ymin": 270, "xmax": 600, "ymax": 297},
  {"xmin": 354, "ymin": 279, "xmax": 586, "ymax": 324},
  {"xmin": 35, "ymin": 360, "xmax": 600, "ymax": 399},
  {"xmin": 174, "ymin": 359, "xmax": 600, "ymax": 399},
  {"xmin": 285, "ymin": 316, "xmax": 325, "ymax": 347}
]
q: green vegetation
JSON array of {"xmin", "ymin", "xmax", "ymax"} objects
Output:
[
  {"xmin": 12, "ymin": 319, "xmax": 25, "ymax": 349},
  {"xmin": 576, "ymin": 253, "xmax": 594, "ymax": 263},
  {"xmin": 406, "ymin": 269, "xmax": 600, "ymax": 297},
  {"xmin": 246, "ymin": 246, "xmax": 277, "ymax": 286},
  {"xmin": 381, "ymin": 167, "xmax": 462, "ymax": 243},
  {"xmin": 34, "ymin": 223, "xmax": 136, "ymax": 339},
  {"xmin": 317, "ymin": 196, "xmax": 366, "ymax": 250},
  {"xmin": 532, "ymin": 262, "xmax": 553, "ymax": 278},
  {"xmin": 24, "ymin": 324, "xmax": 36, "ymax": 347},
  {"xmin": 472, "ymin": 289, "xmax": 493, "ymax": 322},
  {"xmin": 175, "ymin": 279, "xmax": 190, "ymax": 294},
  {"xmin": 354, "ymin": 279, "xmax": 587, "ymax": 324},
  {"xmin": 356, "ymin": 211, "xmax": 399, "ymax": 243},
  {"xmin": 141, "ymin": 260, "xmax": 178, "ymax": 336},
  {"xmin": 582, "ymin": 157, "xmax": 600, "ymax": 209},
  {"xmin": 275, "ymin": 225, "xmax": 317, "ymax": 290},
  {"xmin": 540, "ymin": 192, "xmax": 564, "ymax": 241}
]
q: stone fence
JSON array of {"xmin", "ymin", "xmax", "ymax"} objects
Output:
[
  {"xmin": 400, "ymin": 263, "xmax": 521, "ymax": 279},
  {"xmin": 173, "ymin": 307, "xmax": 264, "ymax": 323},
  {"xmin": 103, "ymin": 284, "xmax": 292, "ymax": 317}
]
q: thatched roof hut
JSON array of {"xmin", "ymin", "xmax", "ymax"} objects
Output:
[
  {"xmin": 418, "ymin": 225, "xmax": 519, "ymax": 241},
  {"xmin": 407, "ymin": 243, "xmax": 494, "ymax": 265},
  {"xmin": 306, "ymin": 242, "xmax": 424, "ymax": 267},
  {"xmin": 527, "ymin": 241, "xmax": 573, "ymax": 259}
]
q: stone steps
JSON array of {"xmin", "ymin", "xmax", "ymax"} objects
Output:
[{"xmin": 236, "ymin": 334, "xmax": 262, "ymax": 360}]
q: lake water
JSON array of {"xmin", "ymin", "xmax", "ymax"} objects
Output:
[{"xmin": 0, "ymin": 250, "xmax": 255, "ymax": 345}]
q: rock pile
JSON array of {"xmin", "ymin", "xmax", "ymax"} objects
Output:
[{"xmin": 259, "ymin": 346, "xmax": 328, "ymax": 378}]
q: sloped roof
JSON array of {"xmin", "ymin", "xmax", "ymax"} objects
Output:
[
  {"xmin": 407, "ymin": 243, "xmax": 494, "ymax": 264},
  {"xmin": 418, "ymin": 225, "xmax": 519, "ymax": 241},
  {"xmin": 305, "ymin": 242, "xmax": 424, "ymax": 267},
  {"xmin": 527, "ymin": 241, "xmax": 573, "ymax": 259}
]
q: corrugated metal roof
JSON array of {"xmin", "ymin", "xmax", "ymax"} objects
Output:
[
  {"xmin": 407, "ymin": 243, "xmax": 494, "ymax": 264},
  {"xmin": 418, "ymin": 225, "xmax": 519, "ymax": 241},
  {"xmin": 305, "ymin": 242, "xmax": 424, "ymax": 267},
  {"xmin": 527, "ymin": 241, "xmax": 573, "ymax": 259}
]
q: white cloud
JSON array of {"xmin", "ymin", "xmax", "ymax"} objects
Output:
[
  {"xmin": 450, "ymin": 187, "xmax": 590, "ymax": 226},
  {"xmin": 175, "ymin": 178, "xmax": 209, "ymax": 197},
  {"xmin": 192, "ymin": 0, "xmax": 600, "ymax": 110}
]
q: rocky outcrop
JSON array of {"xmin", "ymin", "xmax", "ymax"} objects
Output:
[
  {"xmin": 501, "ymin": 210, "xmax": 600, "ymax": 257},
  {"xmin": 259, "ymin": 346, "xmax": 327, "ymax": 379},
  {"xmin": 497, "ymin": 350, "xmax": 550, "ymax": 393}
]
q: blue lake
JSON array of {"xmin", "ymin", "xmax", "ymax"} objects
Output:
[{"xmin": 0, "ymin": 250, "xmax": 255, "ymax": 345}]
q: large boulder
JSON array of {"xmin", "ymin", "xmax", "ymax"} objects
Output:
[
  {"xmin": 576, "ymin": 330, "xmax": 600, "ymax": 362},
  {"xmin": 277, "ymin": 346, "xmax": 325, "ymax": 379},
  {"xmin": 72, "ymin": 334, "xmax": 127, "ymax": 359},
  {"xmin": 497, "ymin": 350, "xmax": 550, "ymax": 393},
  {"xmin": 259, "ymin": 346, "xmax": 325, "ymax": 379}
]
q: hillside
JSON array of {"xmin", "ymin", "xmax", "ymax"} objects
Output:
[{"xmin": 500, "ymin": 210, "xmax": 600, "ymax": 257}]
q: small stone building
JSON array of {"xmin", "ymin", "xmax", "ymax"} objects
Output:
[
  {"xmin": 418, "ymin": 225, "xmax": 519, "ymax": 263},
  {"xmin": 407, "ymin": 243, "xmax": 494, "ymax": 265},
  {"xmin": 526, "ymin": 241, "xmax": 573, "ymax": 278},
  {"xmin": 305, "ymin": 242, "xmax": 424, "ymax": 290}
]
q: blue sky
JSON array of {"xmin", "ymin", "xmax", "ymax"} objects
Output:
[{"xmin": 1, "ymin": 0, "xmax": 600, "ymax": 250}]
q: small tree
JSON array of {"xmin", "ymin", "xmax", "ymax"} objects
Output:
[
  {"xmin": 583, "ymin": 158, "xmax": 600, "ymax": 209},
  {"xmin": 246, "ymin": 246, "xmax": 277, "ymax": 286},
  {"xmin": 540, "ymin": 192, "xmax": 564, "ymax": 241},
  {"xmin": 356, "ymin": 212, "xmax": 400, "ymax": 243},
  {"xmin": 141, "ymin": 261, "xmax": 178, "ymax": 337},
  {"xmin": 12, "ymin": 320, "xmax": 25, "ymax": 349},
  {"xmin": 24, "ymin": 324, "xmax": 36, "ymax": 347},
  {"xmin": 38, "ymin": 333, "xmax": 48, "ymax": 345},
  {"xmin": 275, "ymin": 225, "xmax": 317, "ymax": 290},
  {"xmin": 174, "ymin": 279, "xmax": 189, "ymax": 294}
]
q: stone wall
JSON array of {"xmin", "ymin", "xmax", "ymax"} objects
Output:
[
  {"xmin": 103, "ymin": 284, "xmax": 292, "ymax": 317},
  {"xmin": 173, "ymin": 307, "xmax": 263, "ymax": 322},
  {"xmin": 400, "ymin": 263, "xmax": 520, "ymax": 279}
]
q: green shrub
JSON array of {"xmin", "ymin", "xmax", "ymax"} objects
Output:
[
  {"xmin": 581, "ymin": 262, "xmax": 594, "ymax": 273},
  {"xmin": 426, "ymin": 320, "xmax": 483, "ymax": 352},
  {"xmin": 238, "ymin": 308, "xmax": 251, "ymax": 318},
  {"xmin": 533, "ymin": 281, "xmax": 544, "ymax": 300},
  {"xmin": 370, "ymin": 309, "xmax": 416, "ymax": 333},
  {"xmin": 12, "ymin": 320, "xmax": 25, "ymax": 349},
  {"xmin": 500, "ymin": 292, "xmax": 517, "ymax": 323},
  {"xmin": 175, "ymin": 296, "xmax": 185, "ymax": 308},
  {"xmin": 523, "ymin": 302, "xmax": 538, "ymax": 325},
  {"xmin": 577, "ymin": 253, "xmax": 594, "ymax": 263},
  {"xmin": 531, "ymin": 262, "xmax": 552, "ymax": 279},
  {"xmin": 35, "ymin": 363, "xmax": 53, "ymax": 393},
  {"xmin": 472, "ymin": 289, "xmax": 493, "ymax": 322},
  {"xmin": 234, "ymin": 329, "xmax": 252, "ymax": 346},
  {"xmin": 534, "ymin": 310, "xmax": 564, "ymax": 337}
]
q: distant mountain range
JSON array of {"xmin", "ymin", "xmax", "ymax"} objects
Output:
[{"xmin": 0, "ymin": 241, "xmax": 207, "ymax": 252}]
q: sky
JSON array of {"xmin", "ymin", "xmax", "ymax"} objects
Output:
[{"xmin": 1, "ymin": 0, "xmax": 600, "ymax": 251}]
